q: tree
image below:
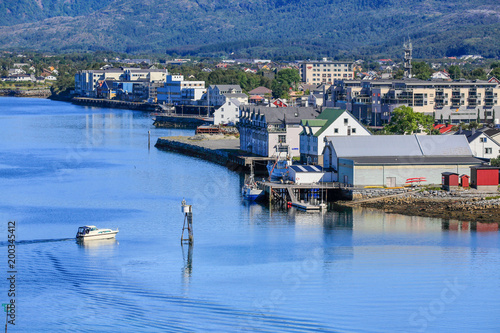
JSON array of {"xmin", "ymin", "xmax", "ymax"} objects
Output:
[
  {"xmin": 384, "ymin": 106, "xmax": 434, "ymax": 135},
  {"xmin": 448, "ymin": 65, "xmax": 461, "ymax": 80},
  {"xmin": 412, "ymin": 61, "xmax": 432, "ymax": 80},
  {"xmin": 491, "ymin": 156, "xmax": 500, "ymax": 167}
]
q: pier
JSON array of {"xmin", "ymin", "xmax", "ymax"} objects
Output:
[
  {"xmin": 155, "ymin": 136, "xmax": 276, "ymax": 174},
  {"xmin": 261, "ymin": 181, "xmax": 352, "ymax": 210}
]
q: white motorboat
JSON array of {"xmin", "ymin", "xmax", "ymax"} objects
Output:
[{"xmin": 76, "ymin": 225, "xmax": 118, "ymax": 240}]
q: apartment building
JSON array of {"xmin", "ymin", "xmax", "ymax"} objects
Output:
[
  {"xmin": 329, "ymin": 79, "xmax": 500, "ymax": 126},
  {"xmin": 238, "ymin": 106, "xmax": 318, "ymax": 158},
  {"xmin": 74, "ymin": 68, "xmax": 167, "ymax": 98},
  {"xmin": 300, "ymin": 60, "xmax": 355, "ymax": 84},
  {"xmin": 157, "ymin": 75, "xmax": 205, "ymax": 105}
]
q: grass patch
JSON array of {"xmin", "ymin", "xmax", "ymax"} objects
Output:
[{"xmin": 485, "ymin": 195, "xmax": 500, "ymax": 200}]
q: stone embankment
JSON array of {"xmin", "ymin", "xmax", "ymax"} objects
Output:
[
  {"xmin": 0, "ymin": 88, "xmax": 51, "ymax": 97},
  {"xmin": 349, "ymin": 189, "xmax": 500, "ymax": 223}
]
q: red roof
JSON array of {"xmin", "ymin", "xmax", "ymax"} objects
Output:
[
  {"xmin": 249, "ymin": 95, "xmax": 264, "ymax": 100},
  {"xmin": 439, "ymin": 125, "xmax": 453, "ymax": 134},
  {"xmin": 434, "ymin": 124, "xmax": 445, "ymax": 129}
]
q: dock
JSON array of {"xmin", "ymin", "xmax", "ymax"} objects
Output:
[
  {"xmin": 260, "ymin": 181, "xmax": 351, "ymax": 210},
  {"xmin": 155, "ymin": 136, "xmax": 282, "ymax": 174}
]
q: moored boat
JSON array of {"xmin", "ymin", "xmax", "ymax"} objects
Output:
[{"xmin": 242, "ymin": 163, "xmax": 263, "ymax": 201}]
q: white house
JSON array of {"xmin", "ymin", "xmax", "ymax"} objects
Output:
[
  {"xmin": 214, "ymin": 98, "xmax": 241, "ymax": 125},
  {"xmin": 454, "ymin": 128, "xmax": 500, "ymax": 160},
  {"xmin": 299, "ymin": 108, "xmax": 371, "ymax": 165},
  {"xmin": 431, "ymin": 71, "xmax": 451, "ymax": 81},
  {"xmin": 207, "ymin": 85, "xmax": 245, "ymax": 106}
]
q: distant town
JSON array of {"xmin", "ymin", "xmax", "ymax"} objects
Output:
[{"xmin": 2, "ymin": 46, "xmax": 500, "ymax": 190}]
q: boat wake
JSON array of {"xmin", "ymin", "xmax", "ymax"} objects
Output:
[{"xmin": 0, "ymin": 238, "xmax": 75, "ymax": 247}]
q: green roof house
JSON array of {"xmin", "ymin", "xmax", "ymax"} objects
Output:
[{"xmin": 300, "ymin": 107, "xmax": 371, "ymax": 165}]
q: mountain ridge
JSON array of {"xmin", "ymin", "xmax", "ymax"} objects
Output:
[{"xmin": 1, "ymin": 0, "xmax": 500, "ymax": 58}]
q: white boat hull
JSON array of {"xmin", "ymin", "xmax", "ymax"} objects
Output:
[{"xmin": 76, "ymin": 228, "xmax": 119, "ymax": 240}]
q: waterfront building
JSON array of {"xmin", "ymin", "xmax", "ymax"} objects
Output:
[
  {"xmin": 213, "ymin": 99, "xmax": 241, "ymax": 125},
  {"xmin": 322, "ymin": 135, "xmax": 483, "ymax": 186},
  {"xmin": 299, "ymin": 108, "xmax": 371, "ymax": 165},
  {"xmin": 74, "ymin": 68, "xmax": 167, "ymax": 98},
  {"xmin": 328, "ymin": 79, "xmax": 500, "ymax": 126},
  {"xmin": 300, "ymin": 60, "xmax": 355, "ymax": 84},
  {"xmin": 157, "ymin": 74, "xmax": 205, "ymax": 105},
  {"xmin": 206, "ymin": 85, "xmax": 247, "ymax": 107},
  {"xmin": 238, "ymin": 106, "xmax": 318, "ymax": 158}
]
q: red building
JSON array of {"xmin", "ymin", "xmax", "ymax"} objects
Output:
[
  {"xmin": 460, "ymin": 174, "xmax": 470, "ymax": 188},
  {"xmin": 470, "ymin": 166, "xmax": 500, "ymax": 192},
  {"xmin": 442, "ymin": 172, "xmax": 459, "ymax": 191}
]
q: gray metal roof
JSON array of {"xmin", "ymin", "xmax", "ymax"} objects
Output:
[
  {"xmin": 342, "ymin": 156, "xmax": 483, "ymax": 165},
  {"xmin": 325, "ymin": 135, "xmax": 473, "ymax": 158},
  {"xmin": 242, "ymin": 106, "xmax": 318, "ymax": 125},
  {"xmin": 416, "ymin": 135, "xmax": 472, "ymax": 156},
  {"xmin": 223, "ymin": 93, "xmax": 248, "ymax": 98}
]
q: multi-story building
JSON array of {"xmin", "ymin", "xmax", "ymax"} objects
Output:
[
  {"xmin": 74, "ymin": 68, "xmax": 167, "ymax": 98},
  {"xmin": 238, "ymin": 106, "xmax": 318, "ymax": 158},
  {"xmin": 207, "ymin": 85, "xmax": 247, "ymax": 107},
  {"xmin": 300, "ymin": 60, "xmax": 354, "ymax": 84},
  {"xmin": 328, "ymin": 79, "xmax": 500, "ymax": 126},
  {"xmin": 213, "ymin": 99, "xmax": 241, "ymax": 125},
  {"xmin": 157, "ymin": 75, "xmax": 205, "ymax": 105},
  {"xmin": 299, "ymin": 108, "xmax": 371, "ymax": 165}
]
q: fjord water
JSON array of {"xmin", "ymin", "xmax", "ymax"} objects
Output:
[{"xmin": 0, "ymin": 97, "xmax": 499, "ymax": 332}]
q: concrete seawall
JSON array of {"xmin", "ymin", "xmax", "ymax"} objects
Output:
[
  {"xmin": 155, "ymin": 136, "xmax": 247, "ymax": 171},
  {"xmin": 72, "ymin": 97, "xmax": 157, "ymax": 111}
]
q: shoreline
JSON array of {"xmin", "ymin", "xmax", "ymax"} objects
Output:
[{"xmin": 337, "ymin": 193, "xmax": 500, "ymax": 224}]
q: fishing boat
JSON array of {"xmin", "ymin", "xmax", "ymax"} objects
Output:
[
  {"xmin": 267, "ymin": 152, "xmax": 291, "ymax": 180},
  {"xmin": 76, "ymin": 225, "xmax": 119, "ymax": 240},
  {"xmin": 242, "ymin": 163, "xmax": 263, "ymax": 200}
]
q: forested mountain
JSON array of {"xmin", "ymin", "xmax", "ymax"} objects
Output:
[{"xmin": 1, "ymin": 0, "xmax": 499, "ymax": 59}]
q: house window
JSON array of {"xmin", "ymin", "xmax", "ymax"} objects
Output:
[
  {"xmin": 480, "ymin": 137, "xmax": 487, "ymax": 143},
  {"xmin": 344, "ymin": 118, "xmax": 348, "ymax": 125},
  {"xmin": 352, "ymin": 128, "xmax": 356, "ymax": 133},
  {"xmin": 334, "ymin": 128, "xmax": 339, "ymax": 133},
  {"xmin": 278, "ymin": 135, "xmax": 286, "ymax": 143},
  {"xmin": 485, "ymin": 147, "xmax": 492, "ymax": 154}
]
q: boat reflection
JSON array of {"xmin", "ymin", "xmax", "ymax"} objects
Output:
[{"xmin": 76, "ymin": 238, "xmax": 119, "ymax": 250}]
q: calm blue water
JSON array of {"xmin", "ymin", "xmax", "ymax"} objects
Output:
[{"xmin": 0, "ymin": 97, "xmax": 499, "ymax": 332}]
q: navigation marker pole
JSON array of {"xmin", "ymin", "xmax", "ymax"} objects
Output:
[{"xmin": 181, "ymin": 199, "xmax": 193, "ymax": 245}]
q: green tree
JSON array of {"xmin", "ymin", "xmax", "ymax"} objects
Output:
[
  {"xmin": 384, "ymin": 106, "xmax": 434, "ymax": 135},
  {"xmin": 275, "ymin": 68, "xmax": 300, "ymax": 88},
  {"xmin": 469, "ymin": 68, "xmax": 487, "ymax": 80},
  {"xmin": 412, "ymin": 61, "xmax": 432, "ymax": 80},
  {"xmin": 491, "ymin": 156, "xmax": 500, "ymax": 167},
  {"xmin": 448, "ymin": 65, "xmax": 461, "ymax": 80}
]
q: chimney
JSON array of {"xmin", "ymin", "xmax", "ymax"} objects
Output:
[
  {"xmin": 459, "ymin": 125, "xmax": 462, "ymax": 134},
  {"xmin": 472, "ymin": 127, "xmax": 476, "ymax": 136}
]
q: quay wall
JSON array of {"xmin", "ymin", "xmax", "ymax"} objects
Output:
[
  {"xmin": 72, "ymin": 97, "xmax": 157, "ymax": 111},
  {"xmin": 153, "ymin": 116, "xmax": 209, "ymax": 129},
  {"xmin": 155, "ymin": 138, "xmax": 246, "ymax": 171}
]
